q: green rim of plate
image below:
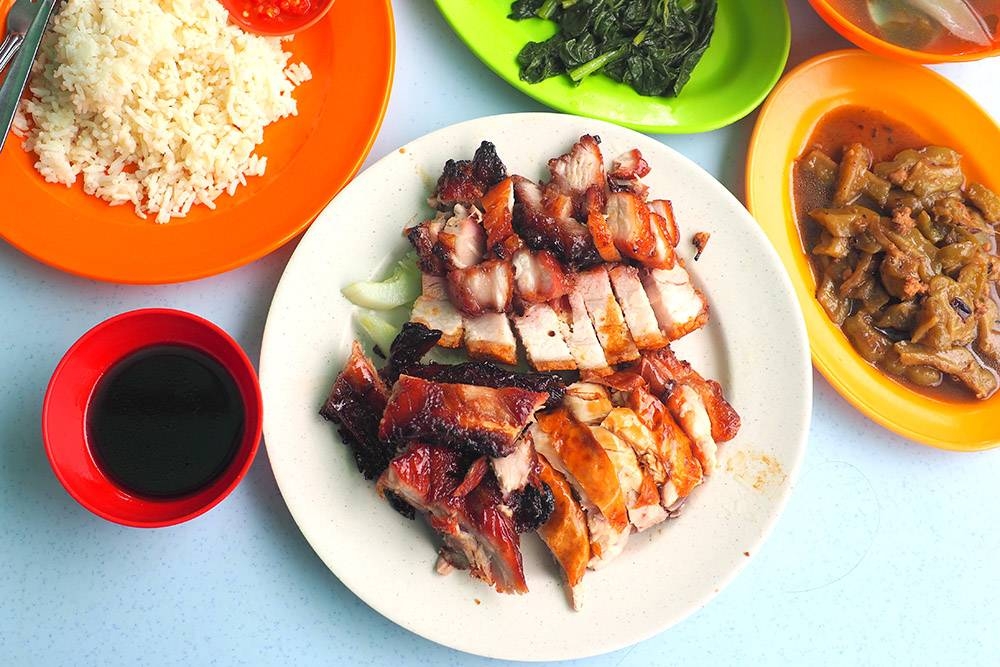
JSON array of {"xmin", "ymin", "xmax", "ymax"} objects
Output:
[{"xmin": 434, "ymin": 0, "xmax": 790, "ymax": 134}]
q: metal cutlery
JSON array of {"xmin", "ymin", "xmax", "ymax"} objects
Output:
[
  {"xmin": 0, "ymin": 0, "xmax": 43, "ymax": 73},
  {"xmin": 0, "ymin": 0, "xmax": 56, "ymax": 153}
]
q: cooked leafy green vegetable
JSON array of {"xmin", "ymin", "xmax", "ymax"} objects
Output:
[
  {"xmin": 341, "ymin": 253, "xmax": 421, "ymax": 311},
  {"xmin": 509, "ymin": 0, "xmax": 717, "ymax": 98}
]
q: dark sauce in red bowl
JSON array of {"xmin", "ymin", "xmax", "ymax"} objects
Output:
[{"xmin": 87, "ymin": 345, "xmax": 245, "ymax": 498}]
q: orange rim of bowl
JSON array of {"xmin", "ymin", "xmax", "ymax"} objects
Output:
[
  {"xmin": 746, "ymin": 49, "xmax": 1000, "ymax": 451},
  {"xmin": 0, "ymin": 0, "xmax": 395, "ymax": 284},
  {"xmin": 807, "ymin": 0, "xmax": 1000, "ymax": 64}
]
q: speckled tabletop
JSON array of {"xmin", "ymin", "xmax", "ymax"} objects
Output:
[{"xmin": 3, "ymin": 2, "xmax": 999, "ymax": 665}]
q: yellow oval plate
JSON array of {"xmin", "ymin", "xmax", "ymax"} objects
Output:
[{"xmin": 746, "ymin": 49, "xmax": 1000, "ymax": 451}]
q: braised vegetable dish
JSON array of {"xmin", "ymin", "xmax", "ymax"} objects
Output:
[{"xmin": 794, "ymin": 106, "xmax": 1000, "ymax": 400}]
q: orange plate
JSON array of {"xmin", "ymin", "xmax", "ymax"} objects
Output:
[
  {"xmin": 807, "ymin": 0, "xmax": 1000, "ymax": 64},
  {"xmin": 746, "ymin": 49, "xmax": 1000, "ymax": 451},
  {"xmin": 0, "ymin": 0, "xmax": 394, "ymax": 284}
]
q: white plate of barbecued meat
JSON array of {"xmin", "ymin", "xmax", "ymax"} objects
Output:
[{"xmin": 259, "ymin": 112, "xmax": 812, "ymax": 661}]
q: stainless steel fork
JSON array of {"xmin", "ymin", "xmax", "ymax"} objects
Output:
[{"xmin": 0, "ymin": 0, "xmax": 42, "ymax": 73}]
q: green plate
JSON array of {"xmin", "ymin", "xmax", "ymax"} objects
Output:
[{"xmin": 434, "ymin": 0, "xmax": 790, "ymax": 134}]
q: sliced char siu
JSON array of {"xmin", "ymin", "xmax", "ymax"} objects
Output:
[
  {"xmin": 406, "ymin": 211, "xmax": 448, "ymax": 275},
  {"xmin": 511, "ymin": 176, "xmax": 602, "ymax": 270},
  {"xmin": 511, "ymin": 248, "xmax": 572, "ymax": 304},
  {"xmin": 547, "ymin": 135, "xmax": 607, "ymax": 220},
  {"xmin": 446, "ymin": 259, "xmax": 514, "ymax": 316},
  {"xmin": 434, "ymin": 205, "xmax": 486, "ymax": 271},
  {"xmin": 320, "ymin": 342, "xmax": 395, "ymax": 480},
  {"xmin": 377, "ymin": 445, "xmax": 528, "ymax": 594},
  {"xmin": 430, "ymin": 140, "xmax": 508, "ymax": 209},
  {"xmin": 480, "ymin": 177, "xmax": 523, "ymax": 258},
  {"xmin": 379, "ymin": 375, "xmax": 549, "ymax": 458},
  {"xmin": 604, "ymin": 191, "xmax": 676, "ymax": 270}
]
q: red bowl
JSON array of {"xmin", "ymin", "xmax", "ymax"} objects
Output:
[
  {"xmin": 42, "ymin": 309, "xmax": 263, "ymax": 528},
  {"xmin": 221, "ymin": 0, "xmax": 335, "ymax": 36}
]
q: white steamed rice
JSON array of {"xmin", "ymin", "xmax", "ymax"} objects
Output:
[{"xmin": 12, "ymin": 0, "xmax": 312, "ymax": 223}]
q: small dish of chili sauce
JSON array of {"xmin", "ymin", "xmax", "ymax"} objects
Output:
[{"xmin": 222, "ymin": 0, "xmax": 335, "ymax": 36}]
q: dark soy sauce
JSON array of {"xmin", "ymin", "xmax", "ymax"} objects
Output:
[{"xmin": 87, "ymin": 345, "xmax": 245, "ymax": 498}]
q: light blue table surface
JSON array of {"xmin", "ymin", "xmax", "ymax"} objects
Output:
[{"xmin": 3, "ymin": 2, "xmax": 999, "ymax": 664}]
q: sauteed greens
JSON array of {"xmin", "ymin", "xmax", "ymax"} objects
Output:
[{"xmin": 509, "ymin": 0, "xmax": 717, "ymax": 97}]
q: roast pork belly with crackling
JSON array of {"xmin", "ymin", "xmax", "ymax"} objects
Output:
[
  {"xmin": 463, "ymin": 312, "xmax": 518, "ymax": 366},
  {"xmin": 511, "ymin": 303, "xmax": 577, "ymax": 372},
  {"xmin": 410, "ymin": 275, "xmax": 464, "ymax": 348},
  {"xmin": 378, "ymin": 375, "xmax": 549, "ymax": 458},
  {"xmin": 554, "ymin": 292, "xmax": 612, "ymax": 375},
  {"xmin": 574, "ymin": 266, "xmax": 640, "ymax": 365},
  {"xmin": 641, "ymin": 264, "xmax": 709, "ymax": 341},
  {"xmin": 319, "ymin": 341, "xmax": 395, "ymax": 480},
  {"xmin": 608, "ymin": 264, "xmax": 670, "ymax": 350},
  {"xmin": 377, "ymin": 445, "xmax": 528, "ymax": 594}
]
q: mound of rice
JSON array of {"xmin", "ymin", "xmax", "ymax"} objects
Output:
[{"xmin": 12, "ymin": 0, "xmax": 312, "ymax": 223}]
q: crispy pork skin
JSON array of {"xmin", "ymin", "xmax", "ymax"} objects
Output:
[
  {"xmin": 607, "ymin": 264, "xmax": 669, "ymax": 350},
  {"xmin": 463, "ymin": 312, "xmax": 518, "ymax": 366},
  {"xmin": 536, "ymin": 456, "xmax": 590, "ymax": 610},
  {"xmin": 320, "ymin": 342, "xmax": 395, "ymax": 480},
  {"xmin": 574, "ymin": 266, "xmax": 640, "ymax": 365},
  {"xmin": 411, "ymin": 275, "xmax": 464, "ymax": 348},
  {"xmin": 512, "ymin": 303, "xmax": 577, "ymax": 372},
  {"xmin": 379, "ymin": 375, "xmax": 549, "ymax": 458},
  {"xmin": 446, "ymin": 259, "xmax": 513, "ymax": 316},
  {"xmin": 641, "ymin": 265, "xmax": 709, "ymax": 341}
]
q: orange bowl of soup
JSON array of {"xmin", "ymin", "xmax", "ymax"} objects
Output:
[{"xmin": 808, "ymin": 0, "xmax": 1000, "ymax": 63}]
